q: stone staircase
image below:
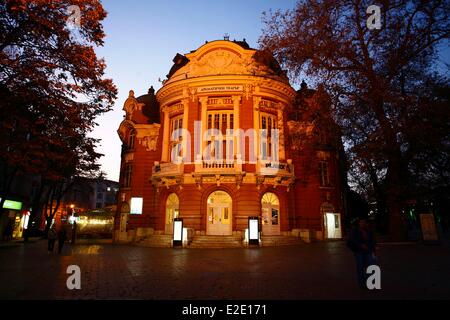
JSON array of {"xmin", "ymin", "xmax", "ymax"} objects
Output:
[
  {"xmin": 136, "ymin": 234, "xmax": 173, "ymax": 247},
  {"xmin": 189, "ymin": 235, "xmax": 244, "ymax": 248},
  {"xmin": 260, "ymin": 235, "xmax": 304, "ymax": 247}
]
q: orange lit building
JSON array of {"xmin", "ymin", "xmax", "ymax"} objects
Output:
[{"xmin": 115, "ymin": 39, "xmax": 346, "ymax": 246}]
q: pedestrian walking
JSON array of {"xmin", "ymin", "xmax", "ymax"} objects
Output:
[
  {"xmin": 47, "ymin": 224, "xmax": 57, "ymax": 254},
  {"xmin": 57, "ymin": 224, "xmax": 67, "ymax": 254},
  {"xmin": 347, "ymin": 217, "xmax": 377, "ymax": 289}
]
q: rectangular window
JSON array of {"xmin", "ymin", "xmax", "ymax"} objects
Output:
[
  {"xmin": 170, "ymin": 115, "xmax": 183, "ymax": 161},
  {"xmin": 123, "ymin": 164, "xmax": 132, "ymax": 188},
  {"xmin": 214, "ymin": 114, "xmax": 220, "ymax": 129},
  {"xmin": 208, "ymin": 114, "xmax": 212, "ymax": 129},
  {"xmin": 221, "ymin": 114, "xmax": 227, "ymax": 135},
  {"xmin": 206, "ymin": 110, "xmax": 235, "ymax": 160},
  {"xmin": 319, "ymin": 161, "xmax": 330, "ymax": 187},
  {"xmin": 271, "ymin": 208, "xmax": 279, "ymax": 225},
  {"xmin": 260, "ymin": 113, "xmax": 277, "ymax": 160}
]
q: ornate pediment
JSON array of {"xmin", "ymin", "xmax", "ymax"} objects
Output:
[{"xmin": 189, "ymin": 49, "xmax": 252, "ymax": 76}]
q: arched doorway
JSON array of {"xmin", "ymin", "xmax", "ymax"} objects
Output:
[
  {"xmin": 261, "ymin": 192, "xmax": 280, "ymax": 235},
  {"xmin": 119, "ymin": 202, "xmax": 130, "ymax": 241},
  {"xmin": 165, "ymin": 193, "xmax": 179, "ymax": 234},
  {"xmin": 206, "ymin": 191, "xmax": 232, "ymax": 235}
]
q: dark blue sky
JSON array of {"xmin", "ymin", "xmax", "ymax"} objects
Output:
[
  {"xmin": 92, "ymin": 0, "xmax": 449, "ymax": 181},
  {"xmin": 93, "ymin": 0, "xmax": 297, "ymax": 180}
]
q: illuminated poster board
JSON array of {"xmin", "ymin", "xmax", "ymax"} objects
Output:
[
  {"xmin": 130, "ymin": 197, "xmax": 143, "ymax": 214},
  {"xmin": 248, "ymin": 217, "xmax": 259, "ymax": 245},
  {"xmin": 420, "ymin": 214, "xmax": 439, "ymax": 242},
  {"xmin": 173, "ymin": 218, "xmax": 183, "ymax": 246}
]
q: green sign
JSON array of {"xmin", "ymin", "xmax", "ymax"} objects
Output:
[{"xmin": 1, "ymin": 199, "xmax": 23, "ymax": 210}]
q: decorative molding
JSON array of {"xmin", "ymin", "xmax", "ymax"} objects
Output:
[{"xmin": 135, "ymin": 124, "xmax": 161, "ymax": 152}]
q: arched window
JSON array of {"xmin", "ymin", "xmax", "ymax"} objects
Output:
[
  {"xmin": 261, "ymin": 192, "xmax": 280, "ymax": 226},
  {"xmin": 165, "ymin": 193, "xmax": 180, "ymax": 231}
]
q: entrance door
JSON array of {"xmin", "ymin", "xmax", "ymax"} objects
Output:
[
  {"xmin": 261, "ymin": 192, "xmax": 280, "ymax": 235},
  {"xmin": 165, "ymin": 193, "xmax": 179, "ymax": 234},
  {"xmin": 206, "ymin": 191, "xmax": 232, "ymax": 235},
  {"xmin": 325, "ymin": 213, "xmax": 342, "ymax": 239}
]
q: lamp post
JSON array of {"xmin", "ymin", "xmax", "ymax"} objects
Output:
[
  {"xmin": 248, "ymin": 216, "xmax": 260, "ymax": 246},
  {"xmin": 173, "ymin": 218, "xmax": 183, "ymax": 247}
]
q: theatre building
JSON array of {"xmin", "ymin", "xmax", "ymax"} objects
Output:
[{"xmin": 115, "ymin": 39, "xmax": 346, "ymax": 247}]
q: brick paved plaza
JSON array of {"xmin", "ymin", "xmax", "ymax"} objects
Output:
[{"xmin": 0, "ymin": 240, "xmax": 449, "ymax": 300}]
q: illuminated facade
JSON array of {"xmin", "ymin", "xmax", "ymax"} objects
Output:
[{"xmin": 115, "ymin": 39, "xmax": 345, "ymax": 246}]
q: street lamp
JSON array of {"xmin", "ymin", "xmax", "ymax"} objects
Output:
[
  {"xmin": 173, "ymin": 218, "xmax": 183, "ymax": 247},
  {"xmin": 248, "ymin": 216, "xmax": 260, "ymax": 246}
]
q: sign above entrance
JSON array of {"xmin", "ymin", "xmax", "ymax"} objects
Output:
[{"xmin": 197, "ymin": 85, "xmax": 243, "ymax": 93}]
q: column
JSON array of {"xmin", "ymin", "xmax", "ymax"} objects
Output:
[
  {"xmin": 277, "ymin": 104, "xmax": 286, "ymax": 161},
  {"xmin": 252, "ymin": 96, "xmax": 261, "ymax": 163},
  {"xmin": 232, "ymin": 95, "xmax": 241, "ymax": 162},
  {"xmin": 182, "ymin": 98, "xmax": 189, "ymax": 161},
  {"xmin": 161, "ymin": 108, "xmax": 170, "ymax": 162},
  {"xmin": 199, "ymin": 97, "xmax": 208, "ymax": 160}
]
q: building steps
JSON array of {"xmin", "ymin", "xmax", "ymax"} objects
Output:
[
  {"xmin": 134, "ymin": 234, "xmax": 304, "ymax": 248},
  {"xmin": 260, "ymin": 235, "xmax": 304, "ymax": 247},
  {"xmin": 189, "ymin": 235, "xmax": 243, "ymax": 248},
  {"xmin": 136, "ymin": 234, "xmax": 173, "ymax": 247}
]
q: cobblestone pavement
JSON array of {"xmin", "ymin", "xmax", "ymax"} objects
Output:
[{"xmin": 0, "ymin": 240, "xmax": 449, "ymax": 299}]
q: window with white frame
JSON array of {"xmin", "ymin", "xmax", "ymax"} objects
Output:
[
  {"xmin": 206, "ymin": 110, "xmax": 234, "ymax": 161},
  {"xmin": 260, "ymin": 112, "xmax": 278, "ymax": 160},
  {"xmin": 169, "ymin": 114, "xmax": 183, "ymax": 162}
]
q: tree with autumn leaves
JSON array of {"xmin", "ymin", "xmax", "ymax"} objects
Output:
[
  {"xmin": 0, "ymin": 0, "xmax": 117, "ymax": 236},
  {"xmin": 260, "ymin": 0, "xmax": 450, "ymax": 239}
]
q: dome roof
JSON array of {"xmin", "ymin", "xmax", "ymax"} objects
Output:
[
  {"xmin": 136, "ymin": 86, "xmax": 160, "ymax": 124},
  {"xmin": 164, "ymin": 39, "xmax": 289, "ymax": 85}
]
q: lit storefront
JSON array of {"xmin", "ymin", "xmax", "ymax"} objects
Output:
[
  {"xmin": 0, "ymin": 198, "xmax": 28, "ymax": 239},
  {"xmin": 115, "ymin": 39, "xmax": 345, "ymax": 245}
]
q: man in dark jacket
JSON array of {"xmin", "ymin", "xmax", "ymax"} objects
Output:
[{"xmin": 347, "ymin": 217, "xmax": 377, "ymax": 289}]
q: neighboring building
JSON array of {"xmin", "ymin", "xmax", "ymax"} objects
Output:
[
  {"xmin": 40, "ymin": 178, "xmax": 119, "ymax": 230},
  {"xmin": 115, "ymin": 39, "xmax": 346, "ymax": 245}
]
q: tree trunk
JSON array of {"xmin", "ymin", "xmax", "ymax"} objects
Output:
[{"xmin": 385, "ymin": 157, "xmax": 408, "ymax": 241}]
